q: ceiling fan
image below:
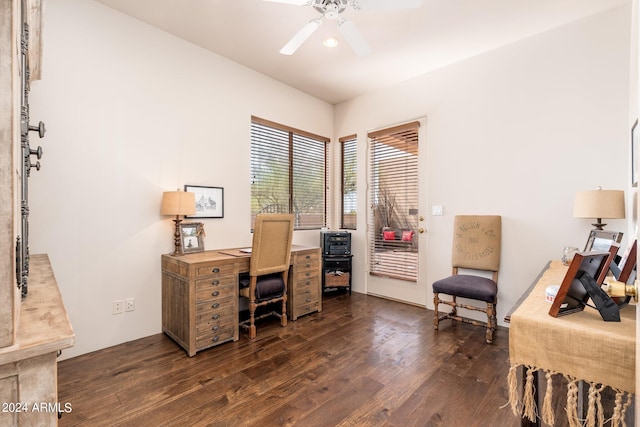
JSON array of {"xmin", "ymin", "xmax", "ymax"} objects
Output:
[{"xmin": 262, "ymin": 0, "xmax": 423, "ymax": 57}]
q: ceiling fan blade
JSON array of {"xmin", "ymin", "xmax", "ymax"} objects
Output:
[
  {"xmin": 280, "ymin": 18, "xmax": 322, "ymax": 55},
  {"xmin": 261, "ymin": 0, "xmax": 310, "ymax": 5},
  {"xmin": 337, "ymin": 19, "xmax": 372, "ymax": 57},
  {"xmin": 354, "ymin": 0, "xmax": 422, "ymax": 11}
]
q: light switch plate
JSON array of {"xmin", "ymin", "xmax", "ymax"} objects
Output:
[{"xmin": 432, "ymin": 205, "xmax": 443, "ymax": 216}]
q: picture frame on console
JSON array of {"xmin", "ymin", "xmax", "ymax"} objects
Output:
[
  {"xmin": 549, "ymin": 251, "xmax": 620, "ymax": 321},
  {"xmin": 184, "ymin": 185, "xmax": 224, "ymax": 218},
  {"xmin": 584, "ymin": 229, "xmax": 623, "ymax": 252},
  {"xmin": 179, "ymin": 222, "xmax": 205, "ymax": 254}
]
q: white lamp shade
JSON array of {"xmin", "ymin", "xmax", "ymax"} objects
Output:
[
  {"xmin": 161, "ymin": 191, "xmax": 196, "ymax": 216},
  {"xmin": 573, "ymin": 189, "xmax": 625, "ymax": 220}
]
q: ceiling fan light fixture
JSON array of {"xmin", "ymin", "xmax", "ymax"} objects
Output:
[
  {"xmin": 323, "ymin": 36, "xmax": 339, "ymax": 48},
  {"xmin": 269, "ymin": 0, "xmax": 420, "ymax": 56}
]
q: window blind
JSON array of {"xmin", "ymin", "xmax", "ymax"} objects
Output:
[
  {"xmin": 368, "ymin": 121, "xmax": 420, "ymax": 282},
  {"xmin": 250, "ymin": 116, "xmax": 329, "ymax": 230},
  {"xmin": 340, "ymin": 135, "xmax": 357, "ymax": 230}
]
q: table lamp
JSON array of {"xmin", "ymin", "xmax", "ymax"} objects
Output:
[
  {"xmin": 161, "ymin": 190, "xmax": 196, "ymax": 255},
  {"xmin": 573, "ymin": 187, "xmax": 625, "ymax": 230}
]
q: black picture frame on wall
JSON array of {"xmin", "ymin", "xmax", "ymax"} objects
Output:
[
  {"xmin": 632, "ymin": 119, "xmax": 638, "ymax": 187},
  {"xmin": 184, "ymin": 185, "xmax": 224, "ymax": 218}
]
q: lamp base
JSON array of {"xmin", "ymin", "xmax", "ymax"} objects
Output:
[{"xmin": 172, "ymin": 217, "xmax": 182, "ymax": 255}]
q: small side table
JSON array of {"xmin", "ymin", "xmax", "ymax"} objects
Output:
[{"xmin": 322, "ymin": 255, "xmax": 352, "ymax": 294}]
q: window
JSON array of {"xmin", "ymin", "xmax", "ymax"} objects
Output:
[
  {"xmin": 250, "ymin": 116, "xmax": 329, "ymax": 229},
  {"xmin": 368, "ymin": 121, "xmax": 420, "ymax": 282},
  {"xmin": 340, "ymin": 135, "xmax": 357, "ymax": 229}
]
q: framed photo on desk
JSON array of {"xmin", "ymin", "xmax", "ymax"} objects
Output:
[{"xmin": 179, "ymin": 222, "xmax": 205, "ymax": 254}]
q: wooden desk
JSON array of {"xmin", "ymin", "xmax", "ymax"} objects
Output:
[
  {"xmin": 161, "ymin": 245, "xmax": 321, "ymax": 356},
  {"xmin": 507, "ymin": 261, "xmax": 635, "ymax": 426}
]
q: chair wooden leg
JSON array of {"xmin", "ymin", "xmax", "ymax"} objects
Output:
[
  {"xmin": 280, "ymin": 298, "xmax": 287, "ymax": 327},
  {"xmin": 249, "ymin": 300, "xmax": 257, "ymax": 339},
  {"xmin": 433, "ymin": 293, "xmax": 440, "ymax": 330},
  {"xmin": 485, "ymin": 302, "xmax": 495, "ymax": 344}
]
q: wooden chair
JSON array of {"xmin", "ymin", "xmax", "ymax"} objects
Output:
[
  {"xmin": 239, "ymin": 213, "xmax": 294, "ymax": 339},
  {"xmin": 432, "ymin": 215, "xmax": 502, "ymax": 343}
]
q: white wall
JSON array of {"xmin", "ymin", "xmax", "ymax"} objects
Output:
[
  {"xmin": 334, "ymin": 5, "xmax": 631, "ymax": 324},
  {"xmin": 28, "ymin": 0, "xmax": 333, "ymax": 359}
]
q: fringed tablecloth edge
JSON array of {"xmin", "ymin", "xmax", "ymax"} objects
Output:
[{"xmin": 508, "ymin": 364, "xmax": 634, "ymax": 427}]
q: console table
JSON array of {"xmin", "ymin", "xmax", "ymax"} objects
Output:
[
  {"xmin": 0, "ymin": 254, "xmax": 75, "ymax": 426},
  {"xmin": 161, "ymin": 245, "xmax": 321, "ymax": 356},
  {"xmin": 507, "ymin": 261, "xmax": 635, "ymax": 427}
]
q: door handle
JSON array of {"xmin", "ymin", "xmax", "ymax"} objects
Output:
[{"xmin": 418, "ymin": 227, "xmax": 425, "ymax": 234}]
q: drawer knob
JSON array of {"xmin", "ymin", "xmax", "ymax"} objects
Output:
[
  {"xmin": 305, "ymin": 289, "xmax": 311, "ymax": 294},
  {"xmin": 212, "ymin": 325, "xmax": 220, "ymax": 331},
  {"xmin": 305, "ymin": 263, "xmax": 311, "ymax": 268},
  {"xmin": 212, "ymin": 267, "xmax": 220, "ymax": 273},
  {"xmin": 212, "ymin": 303, "xmax": 220, "ymax": 309},
  {"xmin": 305, "ymin": 281, "xmax": 310, "ymax": 286},
  {"xmin": 212, "ymin": 291, "xmax": 220, "ymax": 297},
  {"xmin": 305, "ymin": 255, "xmax": 311, "ymax": 259},
  {"xmin": 305, "ymin": 298, "xmax": 311, "ymax": 302},
  {"xmin": 212, "ymin": 314, "xmax": 220, "ymax": 320},
  {"xmin": 212, "ymin": 280, "xmax": 220, "ymax": 285},
  {"xmin": 212, "ymin": 336, "xmax": 220, "ymax": 342},
  {"xmin": 305, "ymin": 272, "xmax": 310, "ymax": 277}
]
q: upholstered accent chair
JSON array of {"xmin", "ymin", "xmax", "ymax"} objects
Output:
[
  {"xmin": 239, "ymin": 213, "xmax": 294, "ymax": 339},
  {"xmin": 432, "ymin": 215, "xmax": 502, "ymax": 343}
]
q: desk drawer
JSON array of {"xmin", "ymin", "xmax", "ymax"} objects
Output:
[
  {"xmin": 195, "ymin": 327, "xmax": 235, "ymax": 350},
  {"xmin": 196, "ymin": 309, "xmax": 236, "ymax": 335},
  {"xmin": 295, "ymin": 251, "xmax": 319, "ymax": 263},
  {"xmin": 294, "ymin": 284, "xmax": 319, "ymax": 300},
  {"xmin": 196, "ymin": 296, "xmax": 235, "ymax": 316},
  {"xmin": 294, "ymin": 276, "xmax": 316, "ymax": 291},
  {"xmin": 293, "ymin": 300, "xmax": 320, "ymax": 318},
  {"xmin": 294, "ymin": 256, "xmax": 320, "ymax": 271},
  {"xmin": 195, "ymin": 278, "xmax": 236, "ymax": 302},
  {"xmin": 293, "ymin": 267, "xmax": 319, "ymax": 283},
  {"xmin": 194, "ymin": 262, "xmax": 235, "ymax": 278}
]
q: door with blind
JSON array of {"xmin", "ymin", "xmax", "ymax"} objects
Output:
[{"xmin": 368, "ymin": 120, "xmax": 425, "ymax": 304}]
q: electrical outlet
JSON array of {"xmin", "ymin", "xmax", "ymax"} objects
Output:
[
  {"xmin": 125, "ymin": 298, "xmax": 135, "ymax": 312},
  {"xmin": 112, "ymin": 300, "xmax": 124, "ymax": 315}
]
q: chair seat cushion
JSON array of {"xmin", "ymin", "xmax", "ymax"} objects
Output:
[
  {"xmin": 256, "ymin": 275, "xmax": 285, "ymax": 302},
  {"xmin": 432, "ymin": 274, "xmax": 497, "ymax": 303},
  {"xmin": 239, "ymin": 273, "xmax": 285, "ymax": 302}
]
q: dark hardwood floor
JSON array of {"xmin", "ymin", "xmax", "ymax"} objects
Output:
[{"xmin": 58, "ymin": 292, "xmax": 520, "ymax": 427}]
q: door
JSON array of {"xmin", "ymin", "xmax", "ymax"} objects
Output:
[{"xmin": 367, "ymin": 119, "xmax": 426, "ymax": 305}]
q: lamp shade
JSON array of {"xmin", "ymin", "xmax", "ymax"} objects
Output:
[
  {"xmin": 573, "ymin": 189, "xmax": 625, "ymax": 220},
  {"xmin": 161, "ymin": 191, "xmax": 196, "ymax": 216}
]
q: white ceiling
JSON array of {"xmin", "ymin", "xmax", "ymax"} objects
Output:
[{"xmin": 92, "ymin": 0, "xmax": 629, "ymax": 104}]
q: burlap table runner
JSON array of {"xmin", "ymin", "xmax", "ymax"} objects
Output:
[{"xmin": 508, "ymin": 261, "xmax": 635, "ymax": 427}]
